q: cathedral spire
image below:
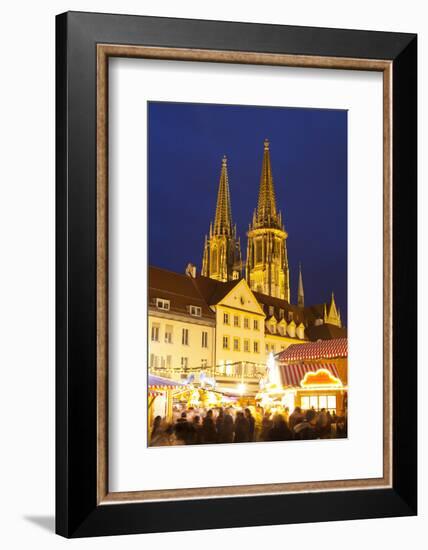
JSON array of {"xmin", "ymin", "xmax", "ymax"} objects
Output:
[
  {"xmin": 297, "ymin": 262, "xmax": 305, "ymax": 307},
  {"xmin": 201, "ymin": 155, "xmax": 242, "ymax": 282},
  {"xmin": 256, "ymin": 139, "xmax": 279, "ymax": 228},
  {"xmin": 213, "ymin": 155, "xmax": 232, "ymax": 236}
]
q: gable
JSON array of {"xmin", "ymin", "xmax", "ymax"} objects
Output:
[{"xmin": 215, "ymin": 279, "xmax": 265, "ymax": 316}]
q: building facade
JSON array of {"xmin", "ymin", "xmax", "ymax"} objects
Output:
[{"xmin": 148, "ymin": 265, "xmax": 346, "ymax": 394}]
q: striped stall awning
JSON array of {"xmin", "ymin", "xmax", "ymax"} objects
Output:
[
  {"xmin": 148, "ymin": 374, "xmax": 187, "ymax": 391},
  {"xmin": 277, "ymin": 338, "xmax": 347, "ymax": 362},
  {"xmin": 279, "ymin": 362, "xmax": 341, "ymax": 387},
  {"xmin": 148, "ymin": 389, "xmax": 164, "ymax": 397}
]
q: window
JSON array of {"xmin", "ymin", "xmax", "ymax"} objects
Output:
[
  {"xmin": 288, "ymin": 311, "xmax": 294, "ymax": 322},
  {"xmin": 269, "ymin": 305, "xmax": 274, "ymax": 317},
  {"xmin": 181, "ymin": 357, "xmax": 188, "ymax": 370},
  {"xmin": 255, "ymin": 240, "xmax": 262, "ymax": 263},
  {"xmin": 151, "ymin": 325, "xmax": 160, "ymax": 342},
  {"xmin": 265, "ymin": 344, "xmax": 269, "ymax": 353},
  {"xmin": 156, "ymin": 298, "xmax": 170, "ymax": 311},
  {"xmin": 271, "ymin": 344, "xmax": 275, "ymax": 352},
  {"xmin": 201, "ymin": 331, "xmax": 208, "ymax": 348},
  {"xmin": 222, "ymin": 335, "xmax": 229, "ymax": 349},
  {"xmin": 233, "ymin": 315, "xmax": 240, "ymax": 327},
  {"xmin": 327, "ymin": 396, "xmax": 337, "ymax": 411},
  {"xmin": 253, "ymin": 341, "xmax": 259, "ymax": 353},
  {"xmin": 244, "ymin": 317, "xmax": 250, "ymax": 329},
  {"xmin": 166, "ymin": 355, "xmax": 172, "ymax": 369},
  {"xmin": 201, "ymin": 359, "xmax": 208, "ymax": 368},
  {"xmin": 182, "ymin": 328, "xmax": 189, "ymax": 345},
  {"xmin": 223, "ymin": 313, "xmax": 229, "ymax": 325},
  {"xmin": 254, "ymin": 319, "xmax": 259, "ymax": 331},
  {"xmin": 164, "ymin": 325, "xmax": 173, "ymax": 344},
  {"xmin": 189, "ymin": 305, "xmax": 202, "ymax": 317},
  {"xmin": 244, "ymin": 339, "xmax": 250, "ymax": 352},
  {"xmin": 233, "ymin": 337, "xmax": 240, "ymax": 351},
  {"xmin": 279, "ymin": 308, "xmax": 284, "ymax": 319}
]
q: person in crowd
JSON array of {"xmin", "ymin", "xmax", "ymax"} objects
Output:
[
  {"xmin": 288, "ymin": 406, "xmax": 304, "ymax": 431},
  {"xmin": 283, "ymin": 407, "xmax": 290, "ymax": 423},
  {"xmin": 316, "ymin": 408, "xmax": 331, "ymax": 438},
  {"xmin": 268, "ymin": 413, "xmax": 292, "ymax": 441},
  {"xmin": 254, "ymin": 405, "xmax": 264, "ymax": 441},
  {"xmin": 218, "ymin": 411, "xmax": 234, "ymax": 443},
  {"xmin": 293, "ymin": 409, "xmax": 318, "ymax": 439},
  {"xmin": 234, "ymin": 411, "xmax": 250, "ymax": 443},
  {"xmin": 150, "ymin": 415, "xmax": 162, "ymax": 442},
  {"xmin": 260, "ymin": 411, "xmax": 273, "ymax": 441},
  {"xmin": 174, "ymin": 411, "xmax": 192, "ymax": 444},
  {"xmin": 215, "ymin": 408, "xmax": 225, "ymax": 441},
  {"xmin": 187, "ymin": 415, "xmax": 203, "ymax": 444},
  {"xmin": 201, "ymin": 409, "xmax": 217, "ymax": 443},
  {"xmin": 150, "ymin": 421, "xmax": 175, "ymax": 446},
  {"xmin": 244, "ymin": 408, "xmax": 256, "ymax": 441}
]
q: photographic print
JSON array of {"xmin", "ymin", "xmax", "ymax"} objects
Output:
[{"xmin": 147, "ymin": 101, "xmax": 348, "ymax": 447}]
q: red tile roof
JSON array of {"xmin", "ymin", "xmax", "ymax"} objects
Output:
[{"xmin": 277, "ymin": 338, "xmax": 348, "ymax": 362}]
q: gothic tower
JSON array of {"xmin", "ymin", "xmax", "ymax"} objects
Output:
[
  {"xmin": 202, "ymin": 156, "xmax": 242, "ymax": 282},
  {"xmin": 246, "ymin": 139, "xmax": 290, "ymax": 301},
  {"xmin": 297, "ymin": 262, "xmax": 305, "ymax": 307}
]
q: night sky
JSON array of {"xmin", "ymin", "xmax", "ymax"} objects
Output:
[{"xmin": 148, "ymin": 102, "xmax": 348, "ymax": 324}]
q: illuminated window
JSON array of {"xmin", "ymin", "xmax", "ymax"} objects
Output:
[
  {"xmin": 181, "ymin": 357, "xmax": 188, "ymax": 369},
  {"xmin": 223, "ymin": 313, "xmax": 229, "ymax": 325},
  {"xmin": 254, "ymin": 319, "xmax": 259, "ymax": 331},
  {"xmin": 201, "ymin": 359, "xmax": 208, "ymax": 368},
  {"xmin": 318, "ymin": 395, "xmax": 328, "ymax": 409},
  {"xmin": 244, "ymin": 339, "xmax": 250, "ymax": 352},
  {"xmin": 301, "ymin": 396, "xmax": 310, "ymax": 410},
  {"xmin": 156, "ymin": 298, "xmax": 170, "ymax": 311},
  {"xmin": 164, "ymin": 325, "xmax": 173, "ymax": 344},
  {"xmin": 201, "ymin": 331, "xmax": 208, "ymax": 348},
  {"xmin": 327, "ymin": 396, "xmax": 337, "ymax": 411},
  {"xmin": 166, "ymin": 355, "xmax": 172, "ymax": 368},
  {"xmin": 244, "ymin": 317, "xmax": 250, "ymax": 329},
  {"xmin": 253, "ymin": 341, "xmax": 259, "ymax": 353},
  {"xmin": 288, "ymin": 311, "xmax": 294, "ymax": 322},
  {"xmin": 182, "ymin": 328, "xmax": 189, "ymax": 345},
  {"xmin": 233, "ymin": 337, "xmax": 240, "ymax": 351},
  {"xmin": 222, "ymin": 336, "xmax": 229, "ymax": 349},
  {"xmin": 309, "ymin": 396, "xmax": 318, "ymax": 409},
  {"xmin": 151, "ymin": 325, "xmax": 160, "ymax": 342},
  {"xmin": 265, "ymin": 344, "xmax": 269, "ymax": 353},
  {"xmin": 269, "ymin": 306, "xmax": 274, "ymax": 316},
  {"xmin": 233, "ymin": 315, "xmax": 240, "ymax": 327}
]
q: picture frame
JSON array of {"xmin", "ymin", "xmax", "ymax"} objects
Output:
[{"xmin": 56, "ymin": 11, "xmax": 417, "ymax": 538}]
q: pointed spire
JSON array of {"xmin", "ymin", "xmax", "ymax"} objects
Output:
[
  {"xmin": 297, "ymin": 262, "xmax": 305, "ymax": 307},
  {"xmin": 256, "ymin": 139, "xmax": 279, "ymax": 227},
  {"xmin": 213, "ymin": 155, "xmax": 233, "ymax": 236}
]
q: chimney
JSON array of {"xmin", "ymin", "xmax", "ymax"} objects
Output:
[{"xmin": 185, "ymin": 263, "xmax": 197, "ymax": 278}]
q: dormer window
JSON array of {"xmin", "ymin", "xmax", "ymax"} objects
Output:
[
  {"xmin": 269, "ymin": 305, "xmax": 274, "ymax": 317},
  {"xmin": 156, "ymin": 298, "xmax": 170, "ymax": 311},
  {"xmin": 279, "ymin": 308, "xmax": 284, "ymax": 319},
  {"xmin": 189, "ymin": 305, "xmax": 202, "ymax": 317},
  {"xmin": 288, "ymin": 311, "xmax": 294, "ymax": 322}
]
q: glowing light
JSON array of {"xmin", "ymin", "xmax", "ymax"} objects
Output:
[
  {"xmin": 300, "ymin": 368, "xmax": 342, "ymax": 388},
  {"xmin": 237, "ymin": 383, "xmax": 247, "ymax": 395},
  {"xmin": 267, "ymin": 352, "xmax": 281, "ymax": 387}
]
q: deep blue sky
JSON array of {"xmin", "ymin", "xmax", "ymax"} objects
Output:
[{"xmin": 148, "ymin": 101, "xmax": 347, "ymax": 324}]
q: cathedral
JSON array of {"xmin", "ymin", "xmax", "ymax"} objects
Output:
[{"xmin": 201, "ymin": 138, "xmax": 341, "ymax": 323}]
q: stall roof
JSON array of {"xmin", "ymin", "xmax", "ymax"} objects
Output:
[
  {"xmin": 148, "ymin": 374, "xmax": 187, "ymax": 390},
  {"xmin": 279, "ymin": 362, "xmax": 342, "ymax": 387},
  {"xmin": 277, "ymin": 338, "xmax": 348, "ymax": 362}
]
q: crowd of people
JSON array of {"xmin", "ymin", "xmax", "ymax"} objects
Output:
[{"xmin": 149, "ymin": 405, "xmax": 347, "ymax": 446}]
